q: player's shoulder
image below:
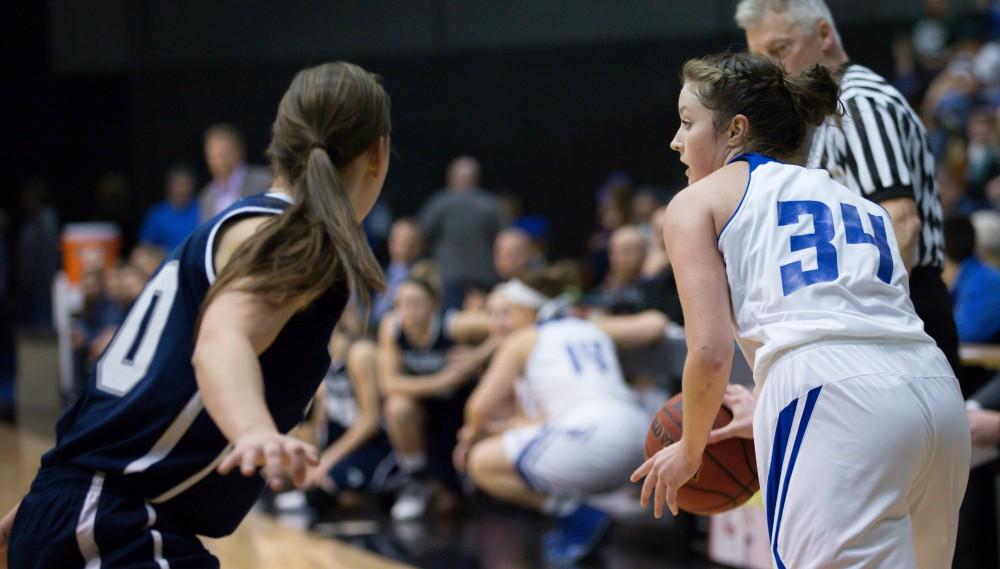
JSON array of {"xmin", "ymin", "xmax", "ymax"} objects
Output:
[{"xmin": 668, "ymin": 162, "xmax": 750, "ymax": 220}]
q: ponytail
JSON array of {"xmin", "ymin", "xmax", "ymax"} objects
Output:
[
  {"xmin": 785, "ymin": 64, "xmax": 840, "ymax": 128},
  {"xmin": 200, "ymin": 62, "xmax": 390, "ymax": 318}
]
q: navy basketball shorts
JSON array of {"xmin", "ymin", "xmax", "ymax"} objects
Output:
[
  {"xmin": 324, "ymin": 423, "xmax": 396, "ymax": 494},
  {"xmin": 8, "ymin": 466, "xmax": 218, "ymax": 569}
]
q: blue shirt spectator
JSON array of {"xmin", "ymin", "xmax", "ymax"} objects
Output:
[
  {"xmin": 371, "ymin": 219, "xmax": 424, "ymax": 324},
  {"xmin": 139, "ymin": 165, "xmax": 200, "ymax": 251},
  {"xmin": 952, "ymin": 256, "xmax": 1000, "ymax": 343},
  {"xmin": 944, "ymin": 213, "xmax": 1000, "ymax": 343}
]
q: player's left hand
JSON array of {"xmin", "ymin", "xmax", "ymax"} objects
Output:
[
  {"xmin": 218, "ymin": 431, "xmax": 319, "ymax": 491},
  {"xmin": 630, "ymin": 441, "xmax": 701, "ymax": 518}
]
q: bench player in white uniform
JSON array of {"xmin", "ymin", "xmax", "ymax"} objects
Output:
[
  {"xmin": 631, "ymin": 52, "xmax": 969, "ymax": 568},
  {"xmin": 455, "ymin": 269, "xmax": 649, "ymax": 566}
]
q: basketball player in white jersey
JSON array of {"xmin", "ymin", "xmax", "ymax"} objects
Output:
[
  {"xmin": 630, "ymin": 52, "xmax": 969, "ymax": 568},
  {"xmin": 454, "ymin": 268, "xmax": 650, "ymax": 566}
]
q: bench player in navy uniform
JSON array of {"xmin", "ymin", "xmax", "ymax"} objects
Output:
[{"xmin": 0, "ymin": 61, "xmax": 392, "ymax": 568}]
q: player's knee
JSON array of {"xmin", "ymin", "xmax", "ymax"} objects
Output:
[
  {"xmin": 466, "ymin": 439, "xmax": 501, "ymax": 487},
  {"xmin": 383, "ymin": 395, "xmax": 420, "ymax": 427},
  {"xmin": 347, "ymin": 339, "xmax": 376, "ymax": 367}
]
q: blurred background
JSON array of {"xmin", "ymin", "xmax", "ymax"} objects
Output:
[{"xmin": 3, "ymin": 1, "xmax": 1000, "ymax": 568}]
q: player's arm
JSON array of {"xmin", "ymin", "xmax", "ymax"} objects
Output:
[
  {"xmin": 375, "ymin": 315, "xmax": 486, "ymax": 398},
  {"xmin": 305, "ymin": 340, "xmax": 382, "ymax": 488},
  {"xmin": 631, "ymin": 189, "xmax": 734, "ymax": 517},
  {"xmin": 0, "ymin": 501, "xmax": 18, "ymax": 566},
  {"xmin": 463, "ymin": 329, "xmax": 534, "ymax": 435},
  {"xmin": 193, "ymin": 217, "xmax": 318, "ymax": 490},
  {"xmin": 454, "ymin": 330, "xmax": 533, "ymax": 472},
  {"xmin": 879, "ymin": 197, "xmax": 921, "ymax": 272},
  {"xmin": 593, "ymin": 309, "xmax": 669, "ymax": 350},
  {"xmin": 448, "ymin": 309, "xmax": 492, "ymax": 344}
]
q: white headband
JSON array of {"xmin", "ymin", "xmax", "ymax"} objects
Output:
[{"xmin": 497, "ymin": 279, "xmax": 549, "ymax": 309}]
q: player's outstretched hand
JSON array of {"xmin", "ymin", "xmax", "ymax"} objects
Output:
[
  {"xmin": 708, "ymin": 384, "xmax": 756, "ymax": 443},
  {"xmin": 218, "ymin": 431, "xmax": 319, "ymax": 491},
  {"xmin": 0, "ymin": 502, "xmax": 18, "ymax": 569},
  {"xmin": 630, "ymin": 442, "xmax": 701, "ymax": 519}
]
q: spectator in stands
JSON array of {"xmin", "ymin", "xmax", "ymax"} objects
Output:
[
  {"xmin": 493, "ymin": 227, "xmax": 541, "ymax": 281},
  {"xmin": 631, "ymin": 188, "xmax": 663, "ymax": 243},
  {"xmin": 587, "ymin": 173, "xmax": 632, "ymax": 286},
  {"xmin": 376, "ymin": 263, "xmax": 492, "ymax": 520},
  {"xmin": 138, "ymin": 164, "xmax": 200, "ymax": 251},
  {"xmin": 418, "ymin": 156, "xmax": 505, "ymax": 310},
  {"xmin": 71, "ymin": 269, "xmax": 121, "ymax": 389},
  {"xmin": 371, "ymin": 219, "xmax": 424, "ymax": 324},
  {"xmin": 943, "ymin": 213, "xmax": 1000, "ymax": 343},
  {"xmin": 16, "ymin": 181, "xmax": 59, "ymax": 332},
  {"xmin": 594, "ymin": 225, "xmax": 647, "ymax": 312},
  {"xmin": 198, "ymin": 123, "xmax": 273, "ymax": 221},
  {"xmin": 971, "ymin": 209, "xmax": 1000, "ymax": 268},
  {"xmin": 961, "ymin": 107, "xmax": 1000, "ymax": 212}
]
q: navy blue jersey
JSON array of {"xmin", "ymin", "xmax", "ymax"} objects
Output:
[
  {"xmin": 41, "ymin": 192, "xmax": 349, "ymax": 537},
  {"xmin": 395, "ymin": 311, "xmax": 455, "ymax": 376}
]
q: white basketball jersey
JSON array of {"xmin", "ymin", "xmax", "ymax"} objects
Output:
[
  {"xmin": 717, "ymin": 154, "xmax": 933, "ymax": 384},
  {"xmin": 517, "ymin": 317, "xmax": 636, "ymax": 419}
]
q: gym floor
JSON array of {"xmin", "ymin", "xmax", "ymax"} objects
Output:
[{"xmin": 1, "ymin": 424, "xmax": 726, "ymax": 569}]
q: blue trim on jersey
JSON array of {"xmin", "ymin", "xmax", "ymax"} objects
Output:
[
  {"xmin": 729, "ymin": 152, "xmax": 779, "ymax": 174},
  {"xmin": 718, "ymin": 153, "xmax": 780, "ymax": 243},
  {"xmin": 771, "ymin": 386, "xmax": 823, "ymax": 569},
  {"xmin": 514, "ymin": 426, "xmax": 554, "ymax": 493},
  {"xmin": 765, "ymin": 398, "xmax": 797, "ymax": 540}
]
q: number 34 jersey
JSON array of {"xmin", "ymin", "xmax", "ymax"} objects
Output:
[
  {"xmin": 717, "ymin": 154, "xmax": 932, "ymax": 384},
  {"xmin": 41, "ymin": 192, "xmax": 349, "ymax": 537}
]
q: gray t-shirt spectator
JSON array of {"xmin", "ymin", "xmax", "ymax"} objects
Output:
[{"xmin": 418, "ymin": 188, "xmax": 504, "ymax": 288}]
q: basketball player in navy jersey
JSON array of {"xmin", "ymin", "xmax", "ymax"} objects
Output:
[{"xmin": 1, "ymin": 61, "xmax": 391, "ymax": 568}]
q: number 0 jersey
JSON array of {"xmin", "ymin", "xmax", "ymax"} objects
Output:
[
  {"xmin": 42, "ymin": 192, "xmax": 349, "ymax": 537},
  {"xmin": 717, "ymin": 154, "xmax": 932, "ymax": 384}
]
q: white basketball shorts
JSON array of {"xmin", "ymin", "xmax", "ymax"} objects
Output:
[{"xmin": 754, "ymin": 340, "xmax": 970, "ymax": 569}]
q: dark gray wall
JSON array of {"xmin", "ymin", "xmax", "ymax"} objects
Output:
[
  {"xmin": 50, "ymin": 0, "xmax": 935, "ymax": 70},
  {"xmin": 25, "ymin": 0, "xmax": 936, "ymax": 258}
]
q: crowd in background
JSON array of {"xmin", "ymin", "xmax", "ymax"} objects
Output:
[{"xmin": 896, "ymin": 0, "xmax": 1000, "ymax": 343}]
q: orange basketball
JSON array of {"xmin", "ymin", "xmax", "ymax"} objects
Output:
[{"xmin": 644, "ymin": 393, "xmax": 759, "ymax": 515}]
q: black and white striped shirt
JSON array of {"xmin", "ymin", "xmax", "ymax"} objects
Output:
[{"xmin": 808, "ymin": 63, "xmax": 945, "ymax": 269}]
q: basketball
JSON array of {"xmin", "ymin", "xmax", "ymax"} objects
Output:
[{"xmin": 644, "ymin": 393, "xmax": 758, "ymax": 516}]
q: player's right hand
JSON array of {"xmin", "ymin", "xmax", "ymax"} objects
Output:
[
  {"xmin": 708, "ymin": 385, "xmax": 756, "ymax": 443},
  {"xmin": 218, "ymin": 431, "xmax": 319, "ymax": 491}
]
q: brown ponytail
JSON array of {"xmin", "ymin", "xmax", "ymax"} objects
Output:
[
  {"xmin": 681, "ymin": 52, "xmax": 841, "ymax": 159},
  {"xmin": 784, "ymin": 63, "xmax": 840, "ymax": 128},
  {"xmin": 203, "ymin": 62, "xmax": 390, "ymax": 315}
]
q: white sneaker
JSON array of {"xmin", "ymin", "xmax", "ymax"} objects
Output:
[{"xmin": 390, "ymin": 478, "xmax": 432, "ymax": 521}]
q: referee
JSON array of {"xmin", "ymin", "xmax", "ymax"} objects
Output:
[
  {"xmin": 735, "ymin": 0, "xmax": 960, "ymax": 377},
  {"xmin": 735, "ymin": 2, "xmax": 986, "ymax": 568}
]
